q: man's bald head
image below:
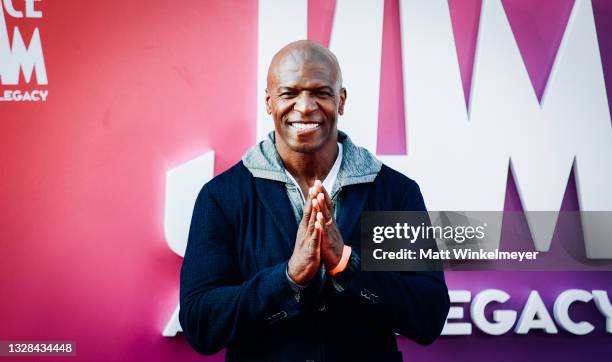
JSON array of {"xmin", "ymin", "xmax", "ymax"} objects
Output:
[
  {"xmin": 267, "ymin": 40, "xmax": 343, "ymax": 91},
  {"xmin": 264, "ymin": 40, "xmax": 347, "ymax": 155}
]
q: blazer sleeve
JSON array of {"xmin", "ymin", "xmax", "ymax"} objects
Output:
[
  {"xmin": 179, "ymin": 185, "xmax": 301, "ymax": 355},
  {"xmin": 331, "ymin": 180, "xmax": 450, "ymax": 345}
]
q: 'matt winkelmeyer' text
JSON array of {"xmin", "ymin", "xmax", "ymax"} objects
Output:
[{"xmin": 372, "ymin": 248, "xmax": 538, "ymax": 261}]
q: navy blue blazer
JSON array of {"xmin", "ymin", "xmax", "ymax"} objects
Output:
[{"xmin": 179, "ymin": 161, "xmax": 450, "ymax": 362}]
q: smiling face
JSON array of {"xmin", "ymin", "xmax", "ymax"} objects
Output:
[{"xmin": 266, "ymin": 42, "xmax": 346, "ymax": 154}]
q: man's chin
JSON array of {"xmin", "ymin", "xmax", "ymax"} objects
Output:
[
  {"xmin": 284, "ymin": 137, "xmax": 328, "ymax": 154},
  {"xmin": 287, "ymin": 142, "xmax": 321, "ymax": 154}
]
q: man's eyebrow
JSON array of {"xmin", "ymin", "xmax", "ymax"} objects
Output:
[{"xmin": 277, "ymin": 86, "xmax": 334, "ymax": 92}]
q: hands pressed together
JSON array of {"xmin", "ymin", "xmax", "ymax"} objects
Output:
[{"xmin": 287, "ymin": 180, "xmax": 345, "ymax": 285}]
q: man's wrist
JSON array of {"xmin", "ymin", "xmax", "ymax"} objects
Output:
[
  {"xmin": 286, "ymin": 266, "xmax": 307, "ymax": 301},
  {"xmin": 329, "ymin": 245, "xmax": 352, "ymax": 276},
  {"xmin": 330, "ymin": 250, "xmax": 360, "ymax": 293}
]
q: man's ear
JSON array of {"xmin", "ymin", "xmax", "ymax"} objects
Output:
[
  {"xmin": 338, "ymin": 88, "xmax": 347, "ymax": 115},
  {"xmin": 265, "ymin": 89, "xmax": 272, "ymax": 114}
]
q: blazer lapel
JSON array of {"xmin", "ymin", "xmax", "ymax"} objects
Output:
[
  {"xmin": 336, "ymin": 183, "xmax": 371, "ymax": 246},
  {"xmin": 254, "ymin": 178, "xmax": 297, "ymax": 254}
]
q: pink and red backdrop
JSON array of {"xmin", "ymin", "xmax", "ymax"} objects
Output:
[{"xmin": 1, "ymin": 0, "xmax": 611, "ymax": 361}]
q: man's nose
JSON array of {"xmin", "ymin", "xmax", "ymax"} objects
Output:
[{"xmin": 293, "ymin": 92, "xmax": 317, "ymax": 114}]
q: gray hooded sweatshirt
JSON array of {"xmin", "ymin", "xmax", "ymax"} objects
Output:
[{"xmin": 242, "ymin": 130, "xmax": 382, "ymax": 224}]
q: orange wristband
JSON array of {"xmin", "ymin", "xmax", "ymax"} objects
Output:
[{"xmin": 329, "ymin": 245, "xmax": 352, "ymax": 276}]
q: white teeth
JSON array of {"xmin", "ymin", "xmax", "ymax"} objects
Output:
[{"xmin": 290, "ymin": 123, "xmax": 320, "ymax": 130}]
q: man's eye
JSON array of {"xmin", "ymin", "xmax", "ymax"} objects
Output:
[
  {"xmin": 316, "ymin": 91, "xmax": 333, "ymax": 98},
  {"xmin": 280, "ymin": 92, "xmax": 296, "ymax": 98}
]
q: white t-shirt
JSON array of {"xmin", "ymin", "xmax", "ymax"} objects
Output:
[{"xmin": 284, "ymin": 143, "xmax": 343, "ymax": 203}]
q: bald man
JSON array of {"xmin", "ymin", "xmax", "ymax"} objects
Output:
[{"xmin": 180, "ymin": 40, "xmax": 450, "ymax": 362}]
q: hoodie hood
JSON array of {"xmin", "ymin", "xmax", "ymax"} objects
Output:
[{"xmin": 242, "ymin": 130, "xmax": 382, "ymax": 197}]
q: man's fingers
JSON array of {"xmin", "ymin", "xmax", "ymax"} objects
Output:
[
  {"xmin": 312, "ymin": 180, "xmax": 323, "ymax": 202},
  {"xmin": 319, "ymin": 184, "xmax": 334, "ymax": 212},
  {"xmin": 313, "ymin": 179, "xmax": 334, "ymax": 216},
  {"xmin": 317, "ymin": 212, "xmax": 327, "ymax": 238},
  {"xmin": 312, "ymin": 197, "xmax": 319, "ymax": 213},
  {"xmin": 313, "ymin": 220, "xmax": 323, "ymax": 246},
  {"xmin": 317, "ymin": 192, "xmax": 326, "ymax": 206},
  {"xmin": 307, "ymin": 199, "xmax": 317, "ymax": 231},
  {"xmin": 316, "ymin": 193, "xmax": 331, "ymax": 220},
  {"xmin": 316, "ymin": 211, "xmax": 325, "ymax": 224},
  {"xmin": 308, "ymin": 181, "xmax": 334, "ymax": 226},
  {"xmin": 316, "ymin": 192, "xmax": 335, "ymax": 227},
  {"xmin": 301, "ymin": 192, "xmax": 313, "ymax": 225}
]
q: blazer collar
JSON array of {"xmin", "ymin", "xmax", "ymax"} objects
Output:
[
  {"xmin": 253, "ymin": 177, "xmax": 297, "ymax": 254},
  {"xmin": 336, "ymin": 183, "xmax": 371, "ymax": 244},
  {"xmin": 253, "ymin": 177, "xmax": 372, "ymax": 251}
]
